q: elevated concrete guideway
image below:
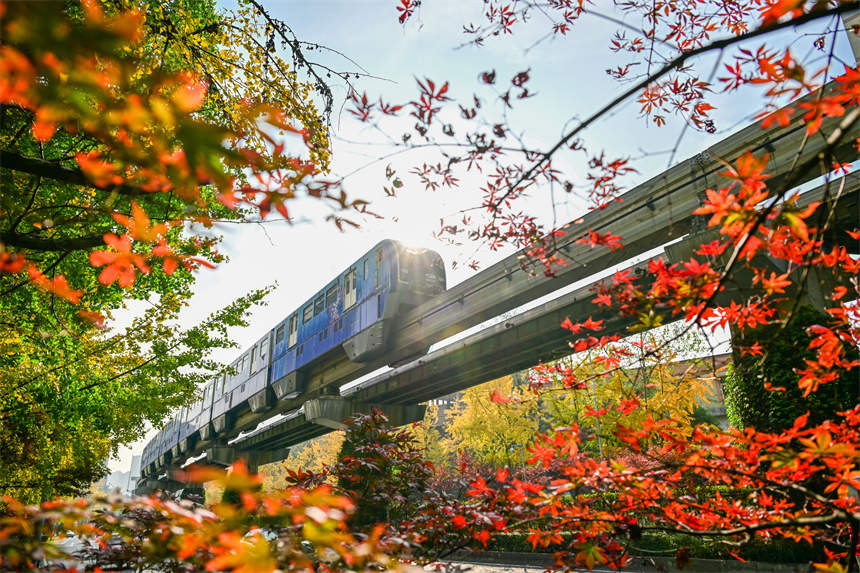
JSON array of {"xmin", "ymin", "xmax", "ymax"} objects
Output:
[
  {"xmin": 221, "ymin": 91, "xmax": 860, "ymax": 434},
  {"xmin": 138, "ymin": 82, "xmax": 860, "ymax": 488},
  {"xmin": 220, "ymin": 87, "xmax": 860, "ymax": 438},
  {"xmin": 232, "ymin": 169, "xmax": 860, "ymax": 459}
]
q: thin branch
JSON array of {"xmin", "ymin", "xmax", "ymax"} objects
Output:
[{"xmin": 488, "ymin": 1, "xmax": 860, "ymax": 212}]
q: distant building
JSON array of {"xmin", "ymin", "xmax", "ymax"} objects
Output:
[
  {"xmin": 105, "ymin": 470, "xmax": 130, "ymax": 493},
  {"xmin": 127, "ymin": 455, "xmax": 141, "ymax": 495}
]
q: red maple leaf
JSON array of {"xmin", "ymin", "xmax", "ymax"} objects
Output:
[
  {"xmin": 490, "ymin": 390, "xmax": 512, "ymax": 404},
  {"xmin": 474, "ymin": 529, "xmax": 491, "ymax": 547},
  {"xmin": 89, "ymin": 233, "xmax": 150, "ymax": 287},
  {"xmin": 593, "ymin": 292, "xmax": 612, "ymax": 306},
  {"xmin": 616, "ymin": 397, "xmax": 640, "ymax": 415},
  {"xmin": 113, "ymin": 201, "xmax": 168, "ymax": 243}
]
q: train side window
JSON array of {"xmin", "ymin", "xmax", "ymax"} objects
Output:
[
  {"xmin": 313, "ymin": 295, "xmax": 324, "ymax": 315},
  {"xmin": 260, "ymin": 338, "xmax": 268, "ymax": 357},
  {"xmin": 288, "ymin": 315, "xmax": 297, "ymax": 346},
  {"xmin": 363, "ymin": 259, "xmax": 368, "ymax": 281},
  {"xmin": 377, "ymin": 294, "xmax": 383, "ymax": 318},
  {"xmin": 275, "ymin": 325, "xmax": 285, "ymax": 344},
  {"xmin": 220, "ymin": 374, "xmax": 226, "ymax": 395},
  {"xmin": 303, "ymin": 304, "xmax": 313, "ymax": 323},
  {"xmin": 325, "ymin": 284, "xmax": 338, "ymax": 309},
  {"xmin": 344, "ymin": 268, "xmax": 357, "ymax": 308},
  {"xmin": 249, "ymin": 345, "xmax": 257, "ymax": 373},
  {"xmin": 375, "ymin": 248, "xmax": 383, "ymax": 287}
]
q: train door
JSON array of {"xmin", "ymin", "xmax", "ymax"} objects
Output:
[
  {"xmin": 259, "ymin": 335, "xmax": 269, "ymax": 364},
  {"xmin": 375, "ymin": 248, "xmax": 383, "ymax": 288},
  {"xmin": 344, "ymin": 268, "xmax": 357, "ymax": 308},
  {"xmin": 288, "ymin": 315, "xmax": 297, "ymax": 347}
]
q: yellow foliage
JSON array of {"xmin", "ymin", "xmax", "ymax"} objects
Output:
[
  {"xmin": 540, "ymin": 333, "xmax": 716, "ymax": 454},
  {"xmin": 131, "ymin": 1, "xmax": 331, "ymax": 168},
  {"xmin": 406, "ymin": 403, "xmax": 450, "ymax": 468},
  {"xmin": 413, "ymin": 330, "xmax": 720, "ymax": 468},
  {"xmin": 218, "ymin": 3, "xmax": 330, "ymax": 165},
  {"xmin": 444, "ymin": 375, "xmax": 544, "ymax": 468},
  {"xmin": 260, "ymin": 431, "xmax": 345, "ymax": 490}
]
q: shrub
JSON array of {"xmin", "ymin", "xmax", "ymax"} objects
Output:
[{"xmin": 724, "ymin": 305, "xmax": 858, "ymax": 432}]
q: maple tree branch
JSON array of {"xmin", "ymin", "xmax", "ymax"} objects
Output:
[
  {"xmin": 490, "ymin": 1, "xmax": 860, "ymax": 211},
  {"xmin": 0, "ymin": 229, "xmax": 105, "ymax": 252},
  {"xmin": 574, "ymin": 108, "xmax": 860, "ymax": 392},
  {"xmin": 694, "ymin": 106, "xmax": 860, "ymax": 320},
  {"xmin": 641, "ymin": 511, "xmax": 848, "ymax": 537},
  {"xmin": 0, "ymin": 251, "xmax": 69, "ymax": 301},
  {"xmin": 0, "ymin": 149, "xmax": 141, "ymax": 196}
]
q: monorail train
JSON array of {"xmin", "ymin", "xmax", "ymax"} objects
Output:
[{"xmin": 139, "ymin": 240, "xmax": 446, "ymax": 479}]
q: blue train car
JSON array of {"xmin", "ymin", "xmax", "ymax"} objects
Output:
[{"xmin": 139, "ymin": 240, "xmax": 445, "ymax": 480}]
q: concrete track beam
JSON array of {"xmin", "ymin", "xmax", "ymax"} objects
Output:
[
  {"xmin": 303, "ymin": 397, "xmax": 426, "ymax": 429},
  {"xmin": 135, "ymin": 478, "xmax": 185, "ymax": 495},
  {"xmin": 204, "ymin": 445, "xmax": 291, "ymax": 472}
]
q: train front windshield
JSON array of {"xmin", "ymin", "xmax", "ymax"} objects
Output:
[
  {"xmin": 399, "ymin": 250, "xmax": 421, "ymax": 283},
  {"xmin": 400, "ymin": 248, "xmax": 444, "ymax": 294}
]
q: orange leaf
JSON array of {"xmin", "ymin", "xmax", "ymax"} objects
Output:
[
  {"xmin": 172, "ymin": 74, "xmax": 207, "ymax": 113},
  {"xmin": 0, "ymin": 252, "xmax": 27, "ymax": 273},
  {"xmin": 77, "ymin": 310, "xmax": 106, "ymax": 329},
  {"xmin": 113, "ymin": 202, "xmax": 167, "ymax": 242},
  {"xmin": 32, "ymin": 119, "xmax": 56, "ymax": 142},
  {"xmin": 76, "ymin": 151, "xmax": 123, "ymax": 188},
  {"xmin": 176, "ymin": 533, "xmax": 202, "ymax": 560},
  {"xmin": 490, "ymin": 390, "xmax": 512, "ymax": 404},
  {"xmin": 27, "ymin": 266, "xmax": 83, "ymax": 303}
]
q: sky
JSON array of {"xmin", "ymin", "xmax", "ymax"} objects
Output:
[{"xmin": 109, "ymin": 1, "xmax": 858, "ymax": 474}]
